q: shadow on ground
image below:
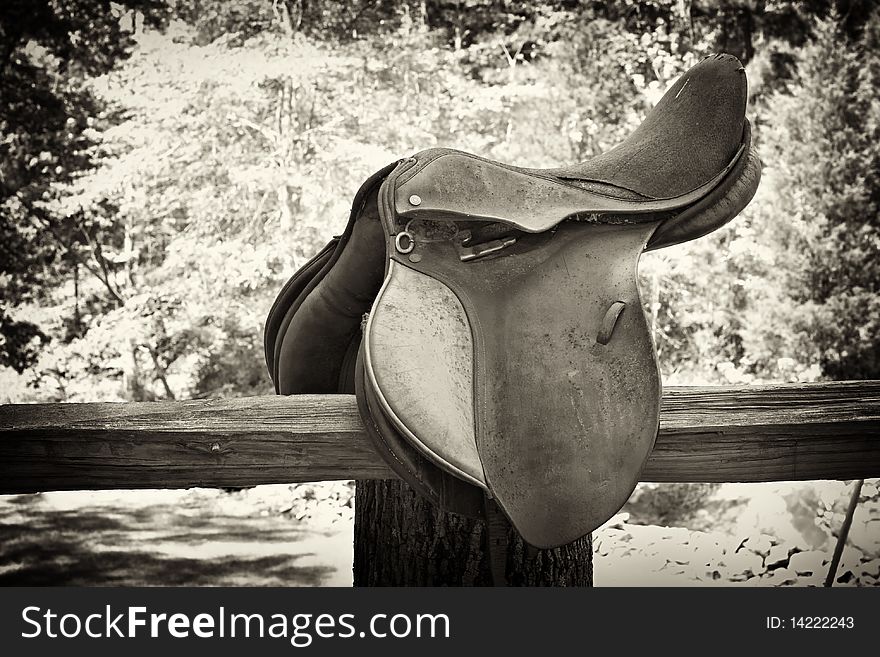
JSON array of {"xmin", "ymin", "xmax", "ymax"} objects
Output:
[{"xmin": 0, "ymin": 489, "xmax": 353, "ymax": 586}]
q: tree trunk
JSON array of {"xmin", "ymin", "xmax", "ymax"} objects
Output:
[{"xmin": 353, "ymin": 479, "xmax": 593, "ymax": 586}]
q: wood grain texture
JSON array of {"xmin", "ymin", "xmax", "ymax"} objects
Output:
[{"xmin": 1, "ymin": 382, "xmax": 878, "ymax": 494}]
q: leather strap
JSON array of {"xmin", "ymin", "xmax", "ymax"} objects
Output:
[{"xmin": 483, "ymin": 495, "xmax": 510, "ymax": 586}]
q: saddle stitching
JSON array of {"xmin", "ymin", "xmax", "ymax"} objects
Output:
[{"xmin": 395, "ymin": 152, "xmax": 441, "ymax": 187}]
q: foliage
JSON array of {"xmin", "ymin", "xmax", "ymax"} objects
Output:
[
  {"xmin": 750, "ymin": 10, "xmax": 880, "ymax": 380},
  {"xmin": 625, "ymin": 483, "xmax": 721, "ymax": 525},
  {"xmin": 0, "ymin": 0, "xmax": 167, "ymax": 375},
  {"xmin": 1, "ymin": 1, "xmax": 877, "ymax": 402}
]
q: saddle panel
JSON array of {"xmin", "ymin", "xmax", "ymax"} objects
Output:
[
  {"xmin": 264, "ymin": 237, "xmax": 337, "ymax": 386},
  {"xmin": 276, "ymin": 199, "xmax": 385, "ymax": 394},
  {"xmin": 647, "ymin": 131, "xmax": 762, "ymax": 250},
  {"xmin": 267, "ymin": 161, "xmax": 396, "ymax": 393}
]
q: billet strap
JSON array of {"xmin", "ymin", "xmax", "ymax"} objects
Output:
[{"xmin": 483, "ymin": 495, "xmax": 510, "ymax": 587}]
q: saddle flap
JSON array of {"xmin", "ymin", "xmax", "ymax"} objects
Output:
[
  {"xmin": 474, "ymin": 222, "xmax": 660, "ymax": 547},
  {"xmin": 364, "ymin": 220, "xmax": 661, "ymax": 548}
]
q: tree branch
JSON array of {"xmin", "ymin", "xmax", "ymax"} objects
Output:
[
  {"xmin": 146, "ymin": 345, "xmax": 176, "ymax": 401},
  {"xmin": 77, "ymin": 226, "xmax": 126, "ymax": 306}
]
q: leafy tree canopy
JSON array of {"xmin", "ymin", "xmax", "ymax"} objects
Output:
[{"xmin": 1, "ymin": 0, "xmax": 877, "ymax": 400}]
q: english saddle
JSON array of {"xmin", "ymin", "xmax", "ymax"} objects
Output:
[{"xmin": 265, "ymin": 54, "xmax": 761, "ymax": 551}]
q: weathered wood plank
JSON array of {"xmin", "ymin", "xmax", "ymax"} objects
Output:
[
  {"xmin": 651, "ymin": 382, "xmax": 880, "ymax": 483},
  {"xmin": 0, "ymin": 382, "xmax": 878, "ymax": 494}
]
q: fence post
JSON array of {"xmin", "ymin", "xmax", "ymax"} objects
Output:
[{"xmin": 353, "ymin": 480, "xmax": 592, "ymax": 586}]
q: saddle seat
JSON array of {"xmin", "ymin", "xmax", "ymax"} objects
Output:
[{"xmin": 264, "ymin": 53, "xmax": 761, "ymax": 549}]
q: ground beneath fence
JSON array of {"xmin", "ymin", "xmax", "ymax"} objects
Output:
[
  {"xmin": 1, "ymin": 481, "xmax": 878, "ymax": 586},
  {"xmin": 0, "ymin": 485, "xmax": 355, "ymax": 586}
]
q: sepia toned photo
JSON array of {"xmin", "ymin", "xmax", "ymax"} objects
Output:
[{"xmin": 1, "ymin": 0, "xmax": 878, "ymax": 590}]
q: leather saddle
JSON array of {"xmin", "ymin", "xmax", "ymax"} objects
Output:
[{"xmin": 265, "ymin": 54, "xmax": 761, "ymax": 549}]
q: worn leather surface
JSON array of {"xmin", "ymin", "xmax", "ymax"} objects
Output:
[
  {"xmin": 365, "ymin": 261, "xmax": 485, "ymax": 487},
  {"xmin": 355, "ymin": 345, "xmax": 486, "ymax": 518},
  {"xmin": 264, "ymin": 53, "xmax": 763, "ymax": 549},
  {"xmin": 275, "ymin": 164, "xmax": 394, "ymax": 395},
  {"xmin": 548, "ymin": 53, "xmax": 748, "ymax": 198},
  {"xmin": 373, "ymin": 222, "xmax": 660, "ymax": 548},
  {"xmin": 391, "ymin": 53, "xmax": 752, "ymax": 239},
  {"xmin": 393, "ymin": 146, "xmax": 741, "ymax": 233}
]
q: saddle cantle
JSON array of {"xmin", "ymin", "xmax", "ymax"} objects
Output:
[{"xmin": 265, "ymin": 54, "xmax": 761, "ymax": 549}]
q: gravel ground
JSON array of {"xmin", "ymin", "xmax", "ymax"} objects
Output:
[
  {"xmin": 1, "ymin": 480, "xmax": 878, "ymax": 586},
  {"xmin": 598, "ymin": 480, "xmax": 880, "ymax": 586}
]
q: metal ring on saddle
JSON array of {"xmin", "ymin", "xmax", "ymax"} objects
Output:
[{"xmin": 395, "ymin": 230, "xmax": 415, "ymax": 254}]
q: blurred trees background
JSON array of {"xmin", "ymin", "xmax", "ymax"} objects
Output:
[{"xmin": 1, "ymin": 0, "xmax": 878, "ymax": 403}]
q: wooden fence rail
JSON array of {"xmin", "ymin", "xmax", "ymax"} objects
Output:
[{"xmin": 1, "ymin": 382, "xmax": 879, "ymax": 495}]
